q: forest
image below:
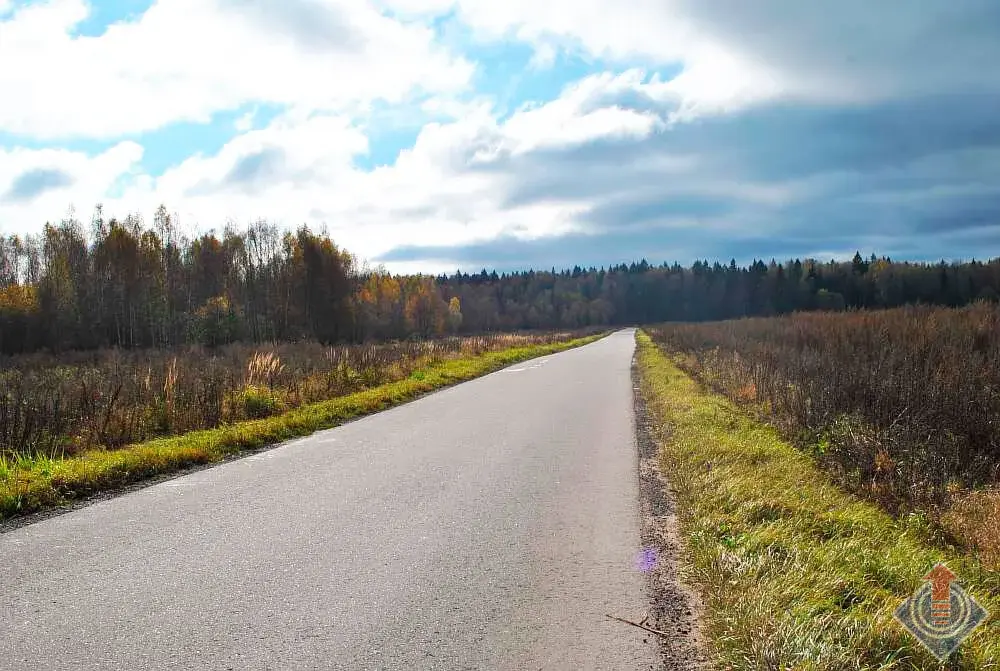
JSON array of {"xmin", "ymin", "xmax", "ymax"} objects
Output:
[{"xmin": 3, "ymin": 205, "xmax": 1000, "ymax": 354}]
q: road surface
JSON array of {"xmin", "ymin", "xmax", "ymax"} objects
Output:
[{"xmin": 1, "ymin": 330, "xmax": 659, "ymax": 670}]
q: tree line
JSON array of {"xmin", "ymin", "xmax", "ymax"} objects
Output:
[{"xmin": 2, "ymin": 206, "xmax": 1000, "ymax": 354}]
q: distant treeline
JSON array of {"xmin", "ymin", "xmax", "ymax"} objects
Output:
[{"xmin": 2, "ymin": 206, "xmax": 1000, "ymax": 354}]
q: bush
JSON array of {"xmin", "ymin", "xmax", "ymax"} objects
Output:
[{"xmin": 229, "ymin": 385, "xmax": 285, "ymax": 420}]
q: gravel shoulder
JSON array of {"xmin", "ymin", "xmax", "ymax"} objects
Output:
[{"xmin": 632, "ymin": 354, "xmax": 711, "ymax": 670}]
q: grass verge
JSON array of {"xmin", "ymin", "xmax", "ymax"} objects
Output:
[
  {"xmin": 0, "ymin": 332, "xmax": 606, "ymax": 523},
  {"xmin": 635, "ymin": 330, "xmax": 999, "ymax": 670}
]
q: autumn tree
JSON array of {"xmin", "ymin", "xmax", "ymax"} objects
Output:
[
  {"xmin": 6, "ymin": 204, "xmax": 1000, "ymax": 353},
  {"xmin": 0, "ymin": 284, "xmax": 38, "ymax": 353},
  {"xmin": 404, "ymin": 277, "xmax": 447, "ymax": 338},
  {"xmin": 447, "ymin": 296, "xmax": 463, "ymax": 333},
  {"xmin": 356, "ymin": 271, "xmax": 404, "ymax": 341}
]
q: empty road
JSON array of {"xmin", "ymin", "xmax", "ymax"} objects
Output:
[{"xmin": 1, "ymin": 330, "xmax": 659, "ymax": 670}]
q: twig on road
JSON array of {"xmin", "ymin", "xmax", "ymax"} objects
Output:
[{"xmin": 604, "ymin": 613, "xmax": 671, "ymax": 638}]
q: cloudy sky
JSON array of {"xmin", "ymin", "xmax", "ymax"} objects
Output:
[{"xmin": 1, "ymin": 0, "xmax": 999, "ymax": 273}]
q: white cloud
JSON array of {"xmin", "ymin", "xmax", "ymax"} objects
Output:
[
  {"xmin": 107, "ymin": 110, "xmax": 371, "ymax": 225},
  {"xmin": 3, "ymin": 68, "xmax": 768, "ymax": 265},
  {"xmin": 527, "ymin": 42, "xmax": 556, "ymax": 70},
  {"xmin": 234, "ymin": 109, "xmax": 257, "ymax": 133},
  {"xmin": 498, "ymin": 72, "xmax": 668, "ymax": 152},
  {"xmin": 0, "ymin": 141, "xmax": 143, "ymax": 223},
  {"xmin": 378, "ymin": 0, "xmax": 794, "ymax": 114},
  {"xmin": 661, "ymin": 44, "xmax": 786, "ymax": 119},
  {"xmin": 2, "ymin": 70, "xmax": 668, "ymax": 257},
  {"xmin": 379, "ymin": 0, "xmax": 1000, "ymax": 111},
  {"xmin": 0, "ymin": 0, "xmax": 474, "ymax": 139}
]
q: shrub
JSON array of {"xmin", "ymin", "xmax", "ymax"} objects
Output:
[{"xmin": 228, "ymin": 384, "xmax": 285, "ymax": 420}]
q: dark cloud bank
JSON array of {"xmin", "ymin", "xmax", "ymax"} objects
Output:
[{"xmin": 377, "ymin": 2, "xmax": 1000, "ymax": 270}]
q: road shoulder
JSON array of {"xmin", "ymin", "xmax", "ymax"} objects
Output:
[{"xmin": 632, "ymin": 353, "xmax": 710, "ymax": 670}]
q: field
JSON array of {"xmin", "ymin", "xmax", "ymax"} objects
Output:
[
  {"xmin": 645, "ymin": 304, "xmax": 1000, "ymax": 568},
  {"xmin": 0, "ymin": 331, "xmax": 591, "ymax": 459},
  {"xmin": 0, "ymin": 329, "xmax": 603, "ymax": 521},
  {"xmin": 635, "ymin": 332, "xmax": 999, "ymax": 669}
]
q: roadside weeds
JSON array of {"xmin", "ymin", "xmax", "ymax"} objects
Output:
[
  {"xmin": 634, "ymin": 330, "xmax": 999, "ymax": 670},
  {"xmin": 0, "ymin": 333, "xmax": 606, "ymax": 528}
]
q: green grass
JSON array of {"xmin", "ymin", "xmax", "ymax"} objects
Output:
[
  {"xmin": 635, "ymin": 330, "xmax": 999, "ymax": 670},
  {"xmin": 0, "ymin": 332, "xmax": 606, "ymax": 522}
]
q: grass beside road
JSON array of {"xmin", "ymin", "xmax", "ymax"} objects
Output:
[
  {"xmin": 635, "ymin": 330, "xmax": 999, "ymax": 670},
  {"xmin": 0, "ymin": 332, "xmax": 605, "ymax": 523}
]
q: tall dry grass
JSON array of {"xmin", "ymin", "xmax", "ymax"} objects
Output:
[
  {"xmin": 635, "ymin": 331, "xmax": 1000, "ymax": 668},
  {"xmin": 648, "ymin": 304, "xmax": 1000, "ymax": 508},
  {"xmin": 647, "ymin": 304, "xmax": 1000, "ymax": 565},
  {"xmin": 0, "ymin": 330, "xmax": 592, "ymax": 460}
]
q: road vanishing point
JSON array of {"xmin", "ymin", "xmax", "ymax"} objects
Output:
[{"xmin": 1, "ymin": 330, "xmax": 659, "ymax": 670}]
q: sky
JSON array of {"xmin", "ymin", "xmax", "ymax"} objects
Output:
[{"xmin": 1, "ymin": 0, "xmax": 999, "ymax": 273}]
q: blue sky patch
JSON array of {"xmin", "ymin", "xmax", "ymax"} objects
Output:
[
  {"xmin": 133, "ymin": 104, "xmax": 284, "ymax": 176},
  {"xmin": 71, "ymin": 0, "xmax": 153, "ymax": 36}
]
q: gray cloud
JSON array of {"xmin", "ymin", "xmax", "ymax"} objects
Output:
[
  {"xmin": 3, "ymin": 168, "xmax": 74, "ymax": 203},
  {"xmin": 376, "ymin": 226, "xmax": 885, "ymax": 272},
  {"xmin": 185, "ymin": 147, "xmax": 294, "ymax": 197},
  {"xmin": 220, "ymin": 0, "xmax": 365, "ymax": 52},
  {"xmin": 378, "ymin": 229, "xmax": 706, "ymax": 270},
  {"xmin": 224, "ymin": 147, "xmax": 287, "ymax": 186},
  {"xmin": 579, "ymin": 192, "xmax": 734, "ymax": 230},
  {"xmin": 687, "ymin": 94, "xmax": 1000, "ymax": 181},
  {"xmin": 182, "ymin": 2, "xmax": 1000, "ymax": 271},
  {"xmin": 378, "ymin": 87, "xmax": 1000, "ymax": 269},
  {"xmin": 457, "ymin": 91, "xmax": 1000, "ymax": 232},
  {"xmin": 376, "ymin": 218, "xmax": 1000, "ymax": 272},
  {"xmin": 674, "ymin": 0, "xmax": 1000, "ymax": 98}
]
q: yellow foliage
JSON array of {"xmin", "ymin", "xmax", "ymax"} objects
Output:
[
  {"xmin": 0, "ymin": 284, "xmax": 39, "ymax": 314},
  {"xmin": 196, "ymin": 295, "xmax": 231, "ymax": 317},
  {"xmin": 359, "ymin": 274, "xmax": 402, "ymax": 312}
]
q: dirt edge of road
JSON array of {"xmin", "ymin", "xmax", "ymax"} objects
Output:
[{"xmin": 632, "ymin": 355, "xmax": 711, "ymax": 670}]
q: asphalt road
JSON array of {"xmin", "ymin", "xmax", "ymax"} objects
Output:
[{"xmin": 1, "ymin": 330, "xmax": 659, "ymax": 670}]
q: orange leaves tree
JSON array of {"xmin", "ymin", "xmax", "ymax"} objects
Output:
[{"xmin": 403, "ymin": 277, "xmax": 448, "ymax": 338}]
